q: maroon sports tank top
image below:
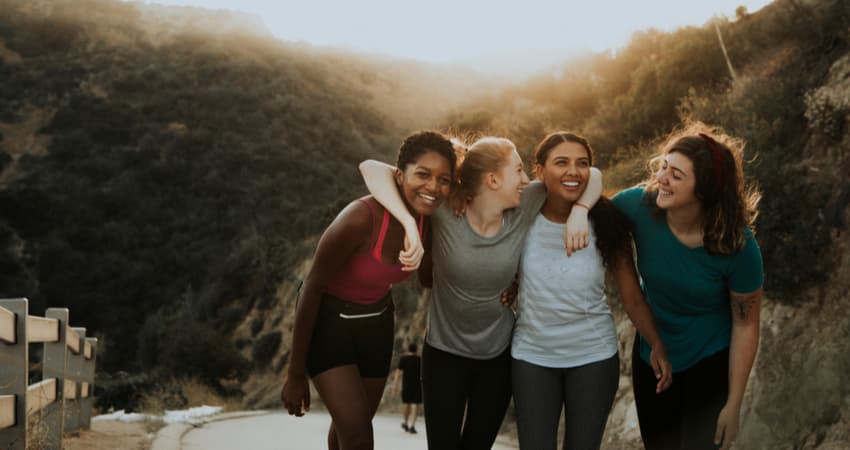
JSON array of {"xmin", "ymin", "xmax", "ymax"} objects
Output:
[{"xmin": 324, "ymin": 198, "xmax": 424, "ymax": 304}]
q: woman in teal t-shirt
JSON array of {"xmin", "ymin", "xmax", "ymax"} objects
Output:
[{"xmin": 612, "ymin": 123, "xmax": 763, "ymax": 450}]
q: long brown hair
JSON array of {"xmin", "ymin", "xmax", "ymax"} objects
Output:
[{"xmin": 645, "ymin": 122, "xmax": 761, "ymax": 255}]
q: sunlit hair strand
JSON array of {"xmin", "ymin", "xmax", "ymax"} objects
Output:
[{"xmin": 644, "ymin": 122, "xmax": 761, "ymax": 255}]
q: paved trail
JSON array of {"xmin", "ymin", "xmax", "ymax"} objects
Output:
[{"xmin": 181, "ymin": 411, "xmax": 517, "ymax": 450}]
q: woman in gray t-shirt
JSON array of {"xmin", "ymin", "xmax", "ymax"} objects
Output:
[{"xmin": 360, "ymin": 136, "xmax": 600, "ymax": 449}]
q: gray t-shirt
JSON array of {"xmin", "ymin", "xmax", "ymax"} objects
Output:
[{"xmin": 426, "ymin": 180, "xmax": 547, "ymax": 359}]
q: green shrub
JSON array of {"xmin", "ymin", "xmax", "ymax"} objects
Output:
[
  {"xmin": 251, "ymin": 331, "xmax": 282, "ymax": 368},
  {"xmin": 156, "ymin": 320, "xmax": 250, "ymax": 385},
  {"xmin": 804, "ymin": 88, "xmax": 848, "ymax": 140},
  {"xmin": 0, "ymin": 150, "xmax": 10, "ymax": 172},
  {"xmin": 679, "ymin": 76, "xmax": 836, "ymax": 299}
]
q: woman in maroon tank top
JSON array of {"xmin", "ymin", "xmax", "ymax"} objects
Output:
[{"xmin": 281, "ymin": 131, "xmax": 459, "ymax": 450}]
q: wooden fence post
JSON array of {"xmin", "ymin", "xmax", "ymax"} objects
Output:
[
  {"xmin": 41, "ymin": 308, "xmax": 69, "ymax": 450},
  {"xmin": 80, "ymin": 337, "xmax": 97, "ymax": 430},
  {"xmin": 1, "ymin": 300, "xmax": 98, "ymax": 448},
  {"xmin": 0, "ymin": 298, "xmax": 29, "ymax": 450},
  {"xmin": 63, "ymin": 327, "xmax": 85, "ymax": 435}
]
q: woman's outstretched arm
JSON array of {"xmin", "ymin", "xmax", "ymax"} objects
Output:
[
  {"xmin": 359, "ymin": 160, "xmax": 423, "ymax": 270},
  {"xmin": 280, "ymin": 201, "xmax": 371, "ymax": 416},
  {"xmin": 714, "ymin": 288, "xmax": 762, "ymax": 449},
  {"xmin": 612, "ymin": 252, "xmax": 672, "ymax": 393}
]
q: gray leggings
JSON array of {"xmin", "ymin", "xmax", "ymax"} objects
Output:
[{"xmin": 512, "ymin": 354, "xmax": 619, "ymax": 450}]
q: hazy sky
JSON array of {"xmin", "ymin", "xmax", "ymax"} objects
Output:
[{"xmin": 133, "ymin": 0, "xmax": 775, "ymax": 63}]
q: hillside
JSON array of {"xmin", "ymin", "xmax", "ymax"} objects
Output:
[
  {"xmin": 423, "ymin": 0, "xmax": 850, "ymax": 447},
  {"xmin": 438, "ymin": 0, "xmax": 849, "ymax": 299},
  {"xmin": 0, "ymin": 0, "xmax": 494, "ymax": 398},
  {"xmin": 1, "ymin": 0, "xmax": 849, "ymax": 447},
  {"xmin": 247, "ymin": 0, "xmax": 850, "ymax": 447}
]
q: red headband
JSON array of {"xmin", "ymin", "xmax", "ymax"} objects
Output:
[{"xmin": 699, "ymin": 133, "xmax": 726, "ymax": 188}]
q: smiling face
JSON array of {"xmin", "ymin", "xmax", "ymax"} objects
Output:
[
  {"xmin": 536, "ymin": 141, "xmax": 590, "ymax": 204},
  {"xmin": 655, "ymin": 151, "xmax": 700, "ymax": 211},
  {"xmin": 396, "ymin": 150, "xmax": 453, "ymax": 216},
  {"xmin": 495, "ymin": 150, "xmax": 530, "ymax": 208}
]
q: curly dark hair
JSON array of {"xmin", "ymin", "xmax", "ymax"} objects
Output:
[
  {"xmin": 533, "ymin": 131, "xmax": 634, "ymax": 270},
  {"xmin": 396, "ymin": 130, "xmax": 459, "ymax": 178}
]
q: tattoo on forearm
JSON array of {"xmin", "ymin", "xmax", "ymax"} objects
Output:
[{"xmin": 731, "ymin": 293, "xmax": 758, "ymax": 321}]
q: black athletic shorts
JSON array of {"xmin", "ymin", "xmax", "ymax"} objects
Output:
[
  {"xmin": 402, "ymin": 382, "xmax": 422, "ymax": 404},
  {"xmin": 305, "ymin": 292, "xmax": 394, "ymax": 378}
]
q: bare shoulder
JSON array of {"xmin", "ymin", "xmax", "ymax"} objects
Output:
[{"xmin": 331, "ymin": 198, "xmax": 374, "ymax": 233}]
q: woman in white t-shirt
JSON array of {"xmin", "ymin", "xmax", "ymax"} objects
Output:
[{"xmin": 511, "ymin": 132, "xmax": 672, "ymax": 450}]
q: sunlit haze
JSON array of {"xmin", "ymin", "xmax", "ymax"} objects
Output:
[{"xmin": 134, "ymin": 0, "xmax": 773, "ymax": 75}]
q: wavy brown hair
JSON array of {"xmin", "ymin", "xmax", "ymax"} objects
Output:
[
  {"xmin": 644, "ymin": 122, "xmax": 761, "ymax": 255},
  {"xmin": 534, "ymin": 131, "xmax": 634, "ymax": 270}
]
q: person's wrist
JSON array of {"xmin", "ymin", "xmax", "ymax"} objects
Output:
[
  {"xmin": 724, "ymin": 397, "xmax": 743, "ymax": 410},
  {"xmin": 287, "ymin": 365, "xmax": 305, "ymax": 378},
  {"xmin": 403, "ymin": 216, "xmax": 418, "ymax": 230},
  {"xmin": 574, "ymin": 201, "xmax": 590, "ymax": 211}
]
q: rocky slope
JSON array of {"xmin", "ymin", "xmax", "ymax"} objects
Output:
[{"xmin": 602, "ymin": 52, "xmax": 850, "ymax": 450}]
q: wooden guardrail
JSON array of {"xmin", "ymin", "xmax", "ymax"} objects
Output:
[{"xmin": 0, "ymin": 298, "xmax": 98, "ymax": 450}]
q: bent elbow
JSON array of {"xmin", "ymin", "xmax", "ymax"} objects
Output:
[{"xmin": 358, "ymin": 159, "xmax": 375, "ymax": 175}]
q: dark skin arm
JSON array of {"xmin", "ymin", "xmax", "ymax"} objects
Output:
[
  {"xmin": 611, "ymin": 253, "xmax": 672, "ymax": 393},
  {"xmin": 280, "ymin": 200, "xmax": 372, "ymax": 416}
]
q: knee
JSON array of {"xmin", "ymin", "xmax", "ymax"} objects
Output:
[
  {"xmin": 334, "ymin": 421, "xmax": 373, "ymax": 450},
  {"xmin": 344, "ymin": 432, "xmax": 373, "ymax": 450}
]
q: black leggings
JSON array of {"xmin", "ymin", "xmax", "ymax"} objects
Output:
[
  {"xmin": 632, "ymin": 335, "xmax": 729, "ymax": 450},
  {"xmin": 512, "ymin": 355, "xmax": 619, "ymax": 450},
  {"xmin": 421, "ymin": 343, "xmax": 512, "ymax": 450}
]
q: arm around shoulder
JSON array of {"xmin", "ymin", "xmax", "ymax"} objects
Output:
[
  {"xmin": 564, "ymin": 167, "xmax": 603, "ymax": 255},
  {"xmin": 578, "ymin": 167, "xmax": 602, "ymax": 209},
  {"xmin": 359, "ymin": 159, "xmax": 422, "ymax": 269}
]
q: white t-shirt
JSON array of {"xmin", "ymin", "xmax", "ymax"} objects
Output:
[{"xmin": 511, "ymin": 213, "xmax": 618, "ymax": 368}]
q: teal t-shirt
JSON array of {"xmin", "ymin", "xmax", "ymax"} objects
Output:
[{"xmin": 611, "ymin": 186, "xmax": 764, "ymax": 372}]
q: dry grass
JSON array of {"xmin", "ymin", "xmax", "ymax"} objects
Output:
[
  {"xmin": 26, "ymin": 412, "xmax": 48, "ymax": 450},
  {"xmin": 24, "ymin": 403, "xmax": 71, "ymax": 450},
  {"xmin": 63, "ymin": 420, "xmax": 151, "ymax": 450},
  {"xmin": 138, "ymin": 377, "xmax": 243, "ymax": 415},
  {"xmin": 22, "ymin": 404, "xmax": 153, "ymax": 450}
]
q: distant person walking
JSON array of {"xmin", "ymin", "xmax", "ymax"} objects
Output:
[
  {"xmin": 281, "ymin": 131, "xmax": 458, "ymax": 450},
  {"xmin": 359, "ymin": 136, "xmax": 599, "ymax": 450},
  {"xmin": 611, "ymin": 123, "xmax": 764, "ymax": 450},
  {"xmin": 392, "ymin": 343, "xmax": 422, "ymax": 434}
]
